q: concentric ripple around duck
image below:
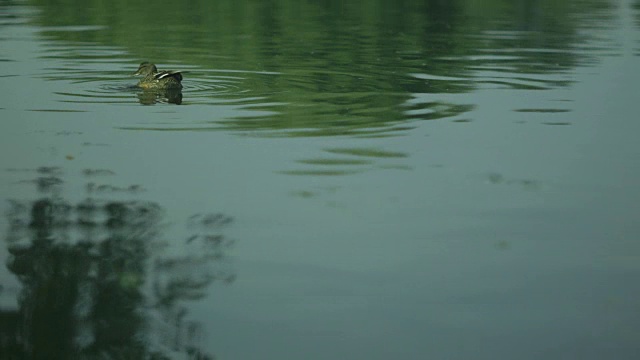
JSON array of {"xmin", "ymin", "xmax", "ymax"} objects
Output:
[{"xmin": 41, "ymin": 65, "xmax": 252, "ymax": 106}]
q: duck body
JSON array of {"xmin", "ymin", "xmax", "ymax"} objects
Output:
[{"xmin": 134, "ymin": 62, "xmax": 183, "ymax": 90}]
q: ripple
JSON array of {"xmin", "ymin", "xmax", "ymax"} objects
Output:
[
  {"xmin": 279, "ymin": 147, "xmax": 410, "ymax": 177},
  {"xmin": 41, "ymin": 66, "xmax": 251, "ymax": 105},
  {"xmin": 180, "ymin": 74, "xmax": 249, "ymax": 103},
  {"xmin": 324, "ymin": 147, "xmax": 407, "ymax": 159},
  {"xmin": 279, "ymin": 169, "xmax": 363, "ymax": 176},
  {"xmin": 514, "ymin": 108, "xmax": 571, "ymax": 113}
]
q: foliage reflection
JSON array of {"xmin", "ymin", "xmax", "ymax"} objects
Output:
[{"xmin": 1, "ymin": 166, "xmax": 234, "ymax": 359}]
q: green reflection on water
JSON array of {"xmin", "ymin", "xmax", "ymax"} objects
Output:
[
  {"xmin": 279, "ymin": 169, "xmax": 363, "ymax": 176},
  {"xmin": 296, "ymin": 158, "xmax": 372, "ymax": 166},
  {"xmin": 23, "ymin": 0, "xmax": 616, "ymax": 136},
  {"xmin": 282, "ymin": 147, "xmax": 408, "ymax": 176},
  {"xmin": 324, "ymin": 147, "xmax": 407, "ymax": 158}
]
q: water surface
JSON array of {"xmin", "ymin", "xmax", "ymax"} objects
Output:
[{"xmin": 1, "ymin": 0, "xmax": 640, "ymax": 359}]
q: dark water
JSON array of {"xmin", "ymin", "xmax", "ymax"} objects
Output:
[{"xmin": 1, "ymin": 0, "xmax": 640, "ymax": 359}]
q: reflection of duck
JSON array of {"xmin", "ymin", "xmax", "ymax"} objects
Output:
[{"xmin": 134, "ymin": 62, "xmax": 183, "ymax": 90}]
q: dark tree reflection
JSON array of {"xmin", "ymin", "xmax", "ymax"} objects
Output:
[{"xmin": 1, "ymin": 167, "xmax": 233, "ymax": 359}]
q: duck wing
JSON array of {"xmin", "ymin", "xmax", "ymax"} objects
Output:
[{"xmin": 154, "ymin": 70, "xmax": 183, "ymax": 81}]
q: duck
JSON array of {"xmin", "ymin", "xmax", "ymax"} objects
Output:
[{"xmin": 134, "ymin": 62, "xmax": 183, "ymax": 90}]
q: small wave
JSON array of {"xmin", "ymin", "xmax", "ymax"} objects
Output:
[{"xmin": 43, "ymin": 68, "xmax": 249, "ymax": 105}]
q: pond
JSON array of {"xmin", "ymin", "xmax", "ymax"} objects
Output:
[{"xmin": 1, "ymin": 0, "xmax": 640, "ymax": 359}]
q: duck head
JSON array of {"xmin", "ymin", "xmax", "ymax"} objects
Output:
[{"xmin": 134, "ymin": 62, "xmax": 158, "ymax": 76}]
